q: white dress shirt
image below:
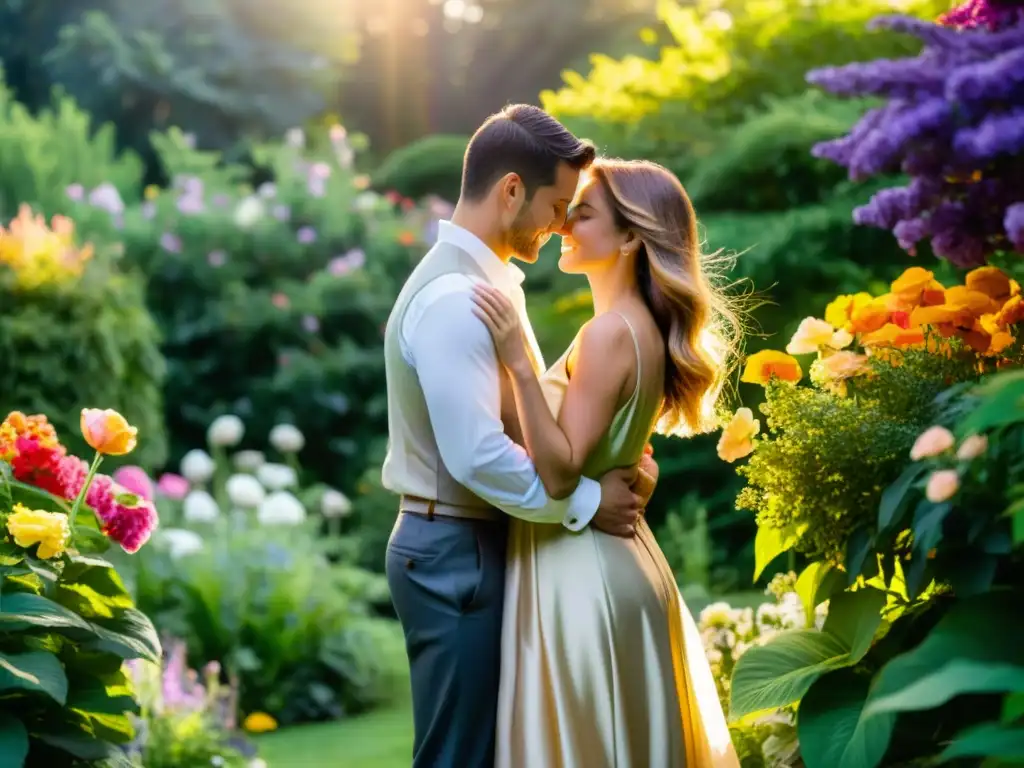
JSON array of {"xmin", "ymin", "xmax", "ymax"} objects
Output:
[{"xmin": 399, "ymin": 220, "xmax": 601, "ymax": 531}]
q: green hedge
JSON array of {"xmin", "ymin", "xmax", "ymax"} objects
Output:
[{"xmin": 371, "ymin": 133, "xmax": 468, "ymax": 202}]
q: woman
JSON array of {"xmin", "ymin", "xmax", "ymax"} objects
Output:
[{"xmin": 471, "ymin": 158, "xmax": 741, "ymax": 767}]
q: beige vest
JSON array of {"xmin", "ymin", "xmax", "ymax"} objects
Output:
[{"xmin": 380, "ymin": 241, "xmax": 517, "ymax": 509}]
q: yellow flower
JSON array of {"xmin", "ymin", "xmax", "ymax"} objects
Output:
[
  {"xmin": 716, "ymin": 408, "xmax": 759, "ymax": 463},
  {"xmin": 926, "ymin": 469, "xmax": 959, "ymax": 503},
  {"xmin": 943, "ymin": 286, "xmax": 1000, "ymax": 316},
  {"xmin": 785, "ymin": 317, "xmax": 835, "ymax": 355},
  {"xmin": 144, "ymin": 185, "xmax": 161, "ymax": 201},
  {"xmin": 80, "ymin": 409, "xmax": 138, "ymax": 456},
  {"xmin": 849, "ymin": 299, "xmax": 891, "ymax": 334},
  {"xmin": 243, "ymin": 712, "xmax": 278, "ymax": 733},
  {"xmin": 860, "ymin": 323, "xmax": 925, "ymax": 349},
  {"xmin": 6, "ymin": 504, "xmax": 69, "ymax": 559},
  {"xmin": 352, "ymin": 174, "xmax": 371, "ymax": 190},
  {"xmin": 740, "ymin": 350, "xmax": 802, "ymax": 386},
  {"xmin": 956, "ymin": 434, "xmax": 988, "ymax": 461},
  {"xmin": 910, "ymin": 425, "xmax": 955, "ymax": 461},
  {"xmin": 824, "ymin": 292, "xmax": 872, "ymax": 331}
]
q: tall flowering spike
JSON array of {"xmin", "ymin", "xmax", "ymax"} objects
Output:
[{"xmin": 807, "ymin": 9, "xmax": 1024, "ymax": 265}]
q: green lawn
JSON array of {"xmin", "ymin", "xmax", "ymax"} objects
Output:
[{"xmin": 256, "ymin": 698, "xmax": 413, "ymax": 768}]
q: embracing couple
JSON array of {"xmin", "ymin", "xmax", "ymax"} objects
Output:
[{"xmin": 382, "ymin": 104, "xmax": 739, "ymax": 767}]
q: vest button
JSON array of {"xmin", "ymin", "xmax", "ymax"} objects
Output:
[
  {"xmin": 568, "ymin": 517, "xmax": 578, "ymax": 526},
  {"xmin": 405, "ymin": 559, "xmax": 415, "ymax": 570}
]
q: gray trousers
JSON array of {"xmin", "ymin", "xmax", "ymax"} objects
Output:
[{"xmin": 385, "ymin": 512, "xmax": 509, "ymax": 768}]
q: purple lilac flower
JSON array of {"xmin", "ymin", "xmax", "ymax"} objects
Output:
[
  {"xmin": 88, "ymin": 183, "xmax": 125, "ymax": 215},
  {"xmin": 160, "ymin": 232, "xmax": 182, "ymax": 253},
  {"xmin": 854, "ymin": 186, "xmax": 913, "ymax": 229},
  {"xmin": 208, "ymin": 250, "xmax": 227, "ymax": 267},
  {"xmin": 308, "ymin": 177, "xmax": 326, "ymax": 197},
  {"xmin": 946, "ymin": 47, "xmax": 1024, "ymax": 102},
  {"xmin": 65, "ymin": 183, "xmax": 84, "ymax": 201},
  {"xmin": 162, "ymin": 641, "xmax": 206, "ymax": 713},
  {"xmin": 213, "ymin": 193, "xmax": 231, "ymax": 208},
  {"xmin": 297, "ymin": 226, "xmax": 317, "ymax": 244},
  {"xmin": 894, "ymin": 217, "xmax": 932, "ymax": 253},
  {"xmin": 302, "ymin": 314, "xmax": 320, "ymax": 332},
  {"xmin": 953, "ymin": 108, "xmax": 1024, "ymax": 161},
  {"xmin": 177, "ymin": 194, "xmax": 205, "ymax": 215},
  {"xmin": 1006, "ymin": 202, "xmax": 1024, "ymax": 250}
]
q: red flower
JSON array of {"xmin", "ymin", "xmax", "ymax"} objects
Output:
[
  {"xmin": 101, "ymin": 497, "xmax": 158, "ymax": 554},
  {"xmin": 11, "ymin": 436, "xmax": 66, "ymax": 497}
]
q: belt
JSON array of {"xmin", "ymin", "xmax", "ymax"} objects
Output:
[{"xmin": 400, "ymin": 495, "xmax": 501, "ymax": 522}]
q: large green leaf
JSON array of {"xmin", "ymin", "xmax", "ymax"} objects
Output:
[
  {"xmin": 729, "ymin": 630, "xmax": 852, "ymax": 719},
  {"xmin": 798, "ymin": 669, "xmax": 895, "ymax": 768},
  {"xmin": 35, "ymin": 729, "xmax": 118, "ymax": 761},
  {"xmin": 70, "ymin": 708, "xmax": 136, "ymax": 745},
  {"xmin": 8, "ymin": 480, "xmax": 70, "ymax": 514},
  {"xmin": 821, "ymin": 588, "xmax": 887, "ymax": 662},
  {"xmin": 864, "ymin": 592, "xmax": 1024, "ymax": 719},
  {"xmin": 795, "ymin": 562, "xmax": 843, "ymax": 628},
  {"xmin": 61, "ymin": 556, "xmax": 129, "ymax": 600},
  {"xmin": 66, "ymin": 667, "xmax": 139, "ymax": 717},
  {"xmin": 0, "ymin": 713, "xmax": 29, "ymax": 766},
  {"xmin": 83, "ymin": 609, "xmax": 161, "ymax": 664},
  {"xmin": 957, "ymin": 370, "xmax": 1024, "ymax": 437},
  {"xmin": 754, "ymin": 524, "xmax": 798, "ymax": 581},
  {"xmin": 0, "ymin": 650, "xmax": 68, "ymax": 704},
  {"xmin": 905, "ymin": 500, "xmax": 952, "ymax": 600},
  {"xmin": 878, "ymin": 463, "xmax": 925, "ymax": 534},
  {"xmin": 939, "ymin": 723, "xmax": 1024, "ymax": 762},
  {"xmin": 845, "ymin": 527, "xmax": 874, "ymax": 585},
  {"xmin": 0, "ymin": 592, "xmax": 95, "ymax": 633}
]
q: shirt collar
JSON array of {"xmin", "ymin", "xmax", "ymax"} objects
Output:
[{"xmin": 436, "ymin": 220, "xmax": 526, "ymax": 293}]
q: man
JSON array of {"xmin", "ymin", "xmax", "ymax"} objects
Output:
[{"xmin": 382, "ymin": 104, "xmax": 658, "ymax": 768}]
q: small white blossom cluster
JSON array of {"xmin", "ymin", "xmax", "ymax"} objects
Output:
[{"xmin": 697, "ymin": 571, "xmax": 829, "ymax": 767}]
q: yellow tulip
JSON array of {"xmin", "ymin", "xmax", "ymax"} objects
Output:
[
  {"xmin": 80, "ymin": 408, "xmax": 138, "ymax": 456},
  {"xmin": 6, "ymin": 504, "xmax": 69, "ymax": 559}
]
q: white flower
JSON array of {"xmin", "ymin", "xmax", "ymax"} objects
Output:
[
  {"xmin": 733, "ymin": 641, "xmax": 751, "ymax": 660},
  {"xmin": 161, "ymin": 528, "xmax": 204, "ymax": 559},
  {"xmin": 257, "ymin": 491, "xmax": 306, "ymax": 525},
  {"xmin": 269, "ymin": 424, "xmax": 305, "ymax": 453},
  {"xmin": 705, "ymin": 647, "xmax": 723, "ymax": 664},
  {"xmin": 233, "ymin": 450, "xmax": 265, "ymax": 472},
  {"xmin": 256, "ymin": 462, "xmax": 297, "ymax": 491},
  {"xmin": 698, "ymin": 601, "xmax": 733, "ymax": 628},
  {"xmin": 207, "ymin": 415, "xmax": 244, "ymax": 447},
  {"xmin": 180, "ymin": 449, "xmax": 215, "ymax": 484},
  {"xmin": 734, "ymin": 607, "xmax": 755, "ymax": 638},
  {"xmin": 234, "ymin": 196, "xmax": 264, "ymax": 229},
  {"xmin": 354, "ymin": 192, "xmax": 381, "ymax": 212},
  {"xmin": 257, "ymin": 182, "xmax": 277, "ymax": 199},
  {"xmin": 285, "ymin": 127, "xmax": 305, "ymax": 148},
  {"xmin": 226, "ymin": 474, "xmax": 266, "ymax": 508},
  {"xmin": 815, "ymin": 600, "xmax": 830, "ymax": 630},
  {"xmin": 248, "ymin": 759, "xmax": 268, "ymax": 768},
  {"xmin": 183, "ymin": 490, "xmax": 220, "ymax": 523},
  {"xmin": 321, "ymin": 489, "xmax": 352, "ymax": 518}
]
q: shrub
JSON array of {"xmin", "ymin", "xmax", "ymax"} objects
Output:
[
  {"xmin": 67, "ymin": 126, "xmax": 432, "ymax": 488},
  {"xmin": 0, "ymin": 206, "xmax": 167, "ymax": 470},
  {"xmin": 371, "ymin": 133, "xmax": 468, "ymax": 202},
  {"xmin": 0, "ymin": 408, "xmax": 162, "ymax": 766},
  {"xmin": 0, "ymin": 68, "xmax": 142, "ymax": 220}
]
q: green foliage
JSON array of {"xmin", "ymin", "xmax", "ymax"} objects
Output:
[
  {"xmin": 738, "ymin": 352, "xmax": 979, "ymax": 562},
  {"xmin": 0, "ymin": 475, "xmax": 162, "ymax": 767},
  {"xmin": 0, "ymin": 249, "xmax": 167, "ymax": 472},
  {"xmin": 729, "ymin": 367, "xmax": 1024, "ymax": 767},
  {"xmin": 0, "ymin": 67, "xmax": 143, "ymax": 220},
  {"xmin": 372, "ymin": 134, "xmax": 468, "ymax": 202},
  {"xmin": 67, "ymin": 126, "xmax": 428, "ymax": 488}
]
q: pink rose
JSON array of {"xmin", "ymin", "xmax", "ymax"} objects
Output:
[{"xmin": 157, "ymin": 473, "xmax": 190, "ymax": 500}]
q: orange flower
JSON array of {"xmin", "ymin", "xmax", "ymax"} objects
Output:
[
  {"xmin": 397, "ymin": 231, "xmax": 416, "ymax": 246},
  {"xmin": 80, "ymin": 409, "xmax": 137, "ymax": 456},
  {"xmin": 996, "ymin": 295, "xmax": 1024, "ymax": 327},
  {"xmin": 943, "ymin": 286, "xmax": 999, "ymax": 316},
  {"xmin": 716, "ymin": 408, "xmax": 760, "ymax": 463},
  {"xmin": 976, "ymin": 313, "xmax": 1015, "ymax": 356},
  {"xmin": 860, "ymin": 323, "xmax": 925, "ymax": 349},
  {"xmin": 741, "ymin": 350, "xmax": 802, "ymax": 385},
  {"xmin": 850, "ymin": 299, "xmax": 891, "ymax": 334},
  {"xmin": 824, "ymin": 292, "xmax": 872, "ymax": 331},
  {"xmin": 921, "ymin": 280, "xmax": 947, "ymax": 307},
  {"xmin": 965, "ymin": 266, "xmax": 1013, "ymax": 301},
  {"xmin": 891, "ymin": 267, "xmax": 935, "ymax": 305},
  {"xmin": 910, "ymin": 304, "xmax": 973, "ymax": 328},
  {"xmin": 957, "ymin": 434, "xmax": 988, "ymax": 460},
  {"xmin": 0, "ymin": 411, "xmax": 64, "ymax": 461}
]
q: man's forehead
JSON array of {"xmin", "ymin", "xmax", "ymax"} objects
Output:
[{"xmin": 551, "ymin": 162, "xmax": 582, "ymax": 200}]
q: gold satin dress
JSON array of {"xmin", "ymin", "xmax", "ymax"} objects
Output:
[{"xmin": 495, "ymin": 316, "xmax": 739, "ymax": 768}]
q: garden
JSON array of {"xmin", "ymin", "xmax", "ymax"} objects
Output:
[{"xmin": 0, "ymin": 0, "xmax": 1022, "ymax": 765}]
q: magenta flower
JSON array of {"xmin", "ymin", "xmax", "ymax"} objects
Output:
[
  {"xmin": 297, "ymin": 226, "xmax": 317, "ymax": 244},
  {"xmin": 157, "ymin": 473, "xmax": 190, "ymax": 500},
  {"xmin": 113, "ymin": 465, "xmax": 155, "ymax": 501}
]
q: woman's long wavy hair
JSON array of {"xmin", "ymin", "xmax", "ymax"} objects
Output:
[{"xmin": 590, "ymin": 158, "xmax": 744, "ymax": 437}]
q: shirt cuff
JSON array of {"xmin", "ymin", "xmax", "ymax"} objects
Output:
[{"xmin": 561, "ymin": 476, "xmax": 601, "ymax": 532}]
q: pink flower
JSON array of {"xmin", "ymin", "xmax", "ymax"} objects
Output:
[
  {"xmin": 113, "ymin": 465, "xmax": 155, "ymax": 501},
  {"xmin": 57, "ymin": 455, "xmax": 88, "ymax": 501},
  {"xmin": 926, "ymin": 469, "xmax": 960, "ymax": 503},
  {"xmin": 157, "ymin": 473, "xmax": 190, "ymax": 500},
  {"xmin": 272, "ymin": 293, "xmax": 290, "ymax": 309},
  {"xmin": 102, "ymin": 495, "xmax": 158, "ymax": 553}
]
